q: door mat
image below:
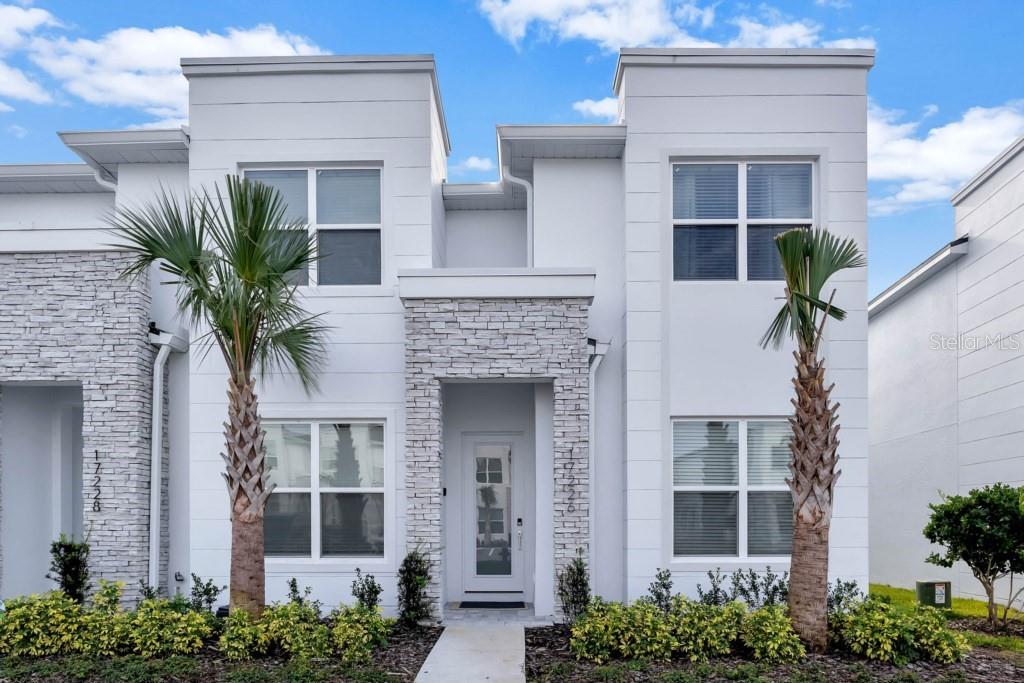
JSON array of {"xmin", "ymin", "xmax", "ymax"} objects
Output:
[{"xmin": 457, "ymin": 601, "xmax": 526, "ymax": 609}]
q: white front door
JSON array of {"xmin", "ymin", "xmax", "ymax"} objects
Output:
[{"xmin": 462, "ymin": 436, "xmax": 525, "ymax": 594}]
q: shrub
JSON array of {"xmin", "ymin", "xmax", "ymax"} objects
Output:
[
  {"xmin": 137, "ymin": 580, "xmax": 163, "ymax": 601},
  {"xmin": 262, "ymin": 602, "xmax": 331, "ymax": 660},
  {"xmin": 571, "ymin": 600, "xmax": 673, "ymax": 663},
  {"xmin": 669, "ymin": 597, "xmax": 745, "ymax": 662},
  {"xmin": 924, "ymin": 483, "xmax": 1024, "ymax": 626},
  {"xmin": 219, "ymin": 610, "xmax": 270, "ymax": 661},
  {"xmin": 285, "ymin": 578, "xmax": 322, "ymax": 616},
  {"xmin": 47, "ymin": 534, "xmax": 91, "ymax": 604},
  {"xmin": 78, "ymin": 580, "xmax": 132, "ymax": 657},
  {"xmin": 0, "ymin": 592, "xmax": 83, "ymax": 657},
  {"xmin": 190, "ymin": 574, "xmax": 226, "ymax": 613},
  {"xmin": 905, "ymin": 605, "xmax": 970, "ymax": 664},
  {"xmin": 740, "ymin": 605, "xmax": 805, "ymax": 664},
  {"xmin": 647, "ymin": 568, "xmax": 673, "ymax": 613},
  {"xmin": 351, "ymin": 568, "xmax": 383, "ymax": 611},
  {"xmin": 398, "ymin": 549, "xmax": 432, "ymax": 627},
  {"xmin": 730, "ymin": 567, "xmax": 789, "ymax": 609},
  {"xmin": 696, "ymin": 569, "xmax": 732, "ymax": 607},
  {"xmin": 128, "ymin": 599, "xmax": 212, "ymax": 657},
  {"xmin": 331, "ymin": 605, "xmax": 392, "ymax": 664},
  {"xmin": 838, "ymin": 599, "xmax": 968, "ymax": 665},
  {"xmin": 557, "ymin": 550, "xmax": 591, "ymax": 626},
  {"xmin": 826, "ymin": 578, "xmax": 864, "ymax": 619}
]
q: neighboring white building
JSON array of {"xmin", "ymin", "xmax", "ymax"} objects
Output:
[
  {"xmin": 869, "ymin": 137, "xmax": 1024, "ymax": 602},
  {"xmin": 0, "ymin": 48, "xmax": 873, "ymax": 619}
]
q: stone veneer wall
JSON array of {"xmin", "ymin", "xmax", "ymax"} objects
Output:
[
  {"xmin": 0, "ymin": 251, "xmax": 157, "ymax": 592},
  {"xmin": 403, "ymin": 297, "xmax": 591, "ymax": 616}
]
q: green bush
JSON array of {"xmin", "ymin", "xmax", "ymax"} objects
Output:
[
  {"xmin": 571, "ymin": 600, "xmax": 674, "ymax": 663},
  {"xmin": 331, "ymin": 605, "xmax": 393, "ymax": 664},
  {"xmin": 78, "ymin": 580, "xmax": 132, "ymax": 657},
  {"xmin": 219, "ymin": 609, "xmax": 270, "ymax": 661},
  {"xmin": 397, "ymin": 549, "xmax": 433, "ymax": 627},
  {"xmin": 669, "ymin": 597, "xmax": 745, "ymax": 662},
  {"xmin": 740, "ymin": 605, "xmax": 805, "ymax": 664},
  {"xmin": 47, "ymin": 534, "xmax": 91, "ymax": 604},
  {"xmin": 128, "ymin": 598, "xmax": 212, "ymax": 657},
  {"xmin": 557, "ymin": 550, "xmax": 592, "ymax": 626},
  {"xmin": 838, "ymin": 599, "xmax": 969, "ymax": 664},
  {"xmin": 262, "ymin": 602, "xmax": 332, "ymax": 660},
  {"xmin": 0, "ymin": 592, "xmax": 83, "ymax": 657}
]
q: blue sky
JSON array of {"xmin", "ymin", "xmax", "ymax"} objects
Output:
[{"xmin": 1, "ymin": 1, "xmax": 1022, "ymax": 295}]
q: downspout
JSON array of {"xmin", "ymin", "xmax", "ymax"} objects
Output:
[
  {"xmin": 587, "ymin": 339, "xmax": 610, "ymax": 564},
  {"xmin": 147, "ymin": 325, "xmax": 188, "ymax": 592},
  {"xmin": 504, "ymin": 166, "xmax": 534, "ymax": 266}
]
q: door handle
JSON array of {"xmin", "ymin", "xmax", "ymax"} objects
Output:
[{"xmin": 516, "ymin": 518, "xmax": 523, "ymax": 550}]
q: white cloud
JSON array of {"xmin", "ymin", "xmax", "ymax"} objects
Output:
[
  {"xmin": 728, "ymin": 17, "xmax": 821, "ymax": 48},
  {"xmin": 815, "ymin": 0, "xmax": 851, "ymax": 8},
  {"xmin": 823, "ymin": 36, "xmax": 876, "ymax": 49},
  {"xmin": 477, "ymin": 0, "xmax": 717, "ymax": 51},
  {"xmin": 27, "ymin": 24, "xmax": 321, "ymax": 123},
  {"xmin": 0, "ymin": 101, "xmax": 13, "ymax": 112},
  {"xmin": 0, "ymin": 59, "xmax": 50, "ymax": 102},
  {"xmin": 6, "ymin": 122, "xmax": 26, "ymax": 138},
  {"xmin": 868, "ymin": 101, "xmax": 1024, "ymax": 215},
  {"xmin": 676, "ymin": 1, "xmax": 716, "ymax": 30},
  {"xmin": 0, "ymin": 4, "xmax": 58, "ymax": 51},
  {"xmin": 572, "ymin": 96, "xmax": 619, "ymax": 121},
  {"xmin": 456, "ymin": 155, "xmax": 496, "ymax": 172}
]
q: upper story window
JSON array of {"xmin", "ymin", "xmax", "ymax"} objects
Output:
[
  {"xmin": 246, "ymin": 167, "xmax": 382, "ymax": 286},
  {"xmin": 672, "ymin": 162, "xmax": 813, "ymax": 281},
  {"xmin": 672, "ymin": 419, "xmax": 791, "ymax": 559},
  {"xmin": 264, "ymin": 420, "xmax": 386, "ymax": 560}
]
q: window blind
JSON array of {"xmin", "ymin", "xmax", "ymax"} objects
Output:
[
  {"xmin": 265, "ymin": 492, "xmax": 312, "ymax": 556},
  {"xmin": 747, "ymin": 225, "xmax": 800, "ymax": 281},
  {"xmin": 673, "ymin": 226, "xmax": 737, "ymax": 280},
  {"xmin": 747, "ymin": 164, "xmax": 812, "ymax": 219},
  {"xmin": 674, "ymin": 491, "xmax": 738, "ymax": 555},
  {"xmin": 673, "ymin": 164, "xmax": 738, "ymax": 220},
  {"xmin": 317, "ymin": 229, "xmax": 382, "ymax": 285},
  {"xmin": 747, "ymin": 421, "xmax": 791, "ymax": 485},
  {"xmin": 673, "ymin": 421, "xmax": 739, "ymax": 486},
  {"xmin": 317, "ymin": 169, "xmax": 381, "ymax": 224},
  {"xmin": 748, "ymin": 491, "xmax": 793, "ymax": 555},
  {"xmin": 246, "ymin": 170, "xmax": 308, "ymax": 222},
  {"xmin": 320, "ymin": 492, "xmax": 385, "ymax": 557}
]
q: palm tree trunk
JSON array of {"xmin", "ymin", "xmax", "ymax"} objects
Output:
[
  {"xmin": 222, "ymin": 376, "xmax": 272, "ymax": 615},
  {"xmin": 787, "ymin": 340, "xmax": 841, "ymax": 652}
]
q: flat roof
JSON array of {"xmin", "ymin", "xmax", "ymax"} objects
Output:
[
  {"xmin": 951, "ymin": 136, "xmax": 1024, "ymax": 206},
  {"xmin": 180, "ymin": 54, "xmax": 451, "ymax": 155},
  {"xmin": 868, "ymin": 236, "xmax": 969, "ymax": 317},
  {"xmin": 614, "ymin": 47, "xmax": 875, "ymax": 94},
  {"xmin": 58, "ymin": 128, "xmax": 190, "ymax": 183},
  {"xmin": 0, "ymin": 163, "xmax": 111, "ymax": 194}
]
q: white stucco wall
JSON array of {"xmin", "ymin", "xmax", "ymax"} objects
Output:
[
  {"xmin": 444, "ymin": 210, "xmax": 527, "ymax": 268},
  {"xmin": 619, "ymin": 56, "xmax": 871, "ymax": 599}
]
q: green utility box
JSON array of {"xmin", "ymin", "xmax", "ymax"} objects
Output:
[{"xmin": 916, "ymin": 581, "xmax": 952, "ymax": 609}]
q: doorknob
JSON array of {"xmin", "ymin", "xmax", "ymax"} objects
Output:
[{"xmin": 516, "ymin": 518, "xmax": 523, "ymax": 550}]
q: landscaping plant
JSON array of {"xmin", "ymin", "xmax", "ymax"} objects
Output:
[
  {"xmin": 557, "ymin": 549, "xmax": 592, "ymax": 626},
  {"xmin": 646, "ymin": 568, "xmax": 674, "ymax": 613},
  {"xmin": 740, "ymin": 605, "xmax": 805, "ymax": 664},
  {"xmin": 111, "ymin": 175, "xmax": 328, "ymax": 616},
  {"xmin": 837, "ymin": 598, "xmax": 969, "ymax": 665},
  {"xmin": 190, "ymin": 573, "xmax": 226, "ymax": 613},
  {"xmin": 760, "ymin": 227, "xmax": 866, "ymax": 650},
  {"xmin": 923, "ymin": 482, "xmax": 1024, "ymax": 627},
  {"xmin": 47, "ymin": 534, "xmax": 91, "ymax": 604},
  {"xmin": 669, "ymin": 597, "xmax": 746, "ymax": 662},
  {"xmin": 397, "ymin": 549, "xmax": 433, "ymax": 626},
  {"xmin": 351, "ymin": 567, "xmax": 384, "ymax": 611},
  {"xmin": 331, "ymin": 605, "xmax": 393, "ymax": 664}
]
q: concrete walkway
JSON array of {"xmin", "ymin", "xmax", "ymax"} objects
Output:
[{"xmin": 415, "ymin": 624, "xmax": 525, "ymax": 683}]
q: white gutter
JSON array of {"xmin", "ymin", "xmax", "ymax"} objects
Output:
[
  {"xmin": 503, "ymin": 167, "xmax": 534, "ymax": 266},
  {"xmin": 868, "ymin": 237, "xmax": 969, "ymax": 317},
  {"xmin": 147, "ymin": 328, "xmax": 187, "ymax": 591},
  {"xmin": 588, "ymin": 339, "xmax": 610, "ymax": 564}
]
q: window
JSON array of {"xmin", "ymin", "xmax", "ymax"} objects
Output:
[
  {"xmin": 244, "ymin": 167, "xmax": 383, "ymax": 286},
  {"xmin": 672, "ymin": 161, "xmax": 813, "ymax": 281},
  {"xmin": 264, "ymin": 421, "xmax": 385, "ymax": 559},
  {"xmin": 672, "ymin": 419, "xmax": 791, "ymax": 558}
]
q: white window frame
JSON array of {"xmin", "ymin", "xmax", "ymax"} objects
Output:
[
  {"xmin": 241, "ymin": 165, "xmax": 385, "ymax": 290},
  {"xmin": 671, "ymin": 160, "xmax": 816, "ymax": 282},
  {"xmin": 670, "ymin": 417, "xmax": 791, "ymax": 564},
  {"xmin": 264, "ymin": 418, "xmax": 388, "ymax": 565}
]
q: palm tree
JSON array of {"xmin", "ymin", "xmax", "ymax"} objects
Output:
[
  {"xmin": 760, "ymin": 227, "xmax": 865, "ymax": 651},
  {"xmin": 110, "ymin": 175, "xmax": 328, "ymax": 616}
]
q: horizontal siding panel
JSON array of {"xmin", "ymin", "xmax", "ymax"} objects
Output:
[
  {"xmin": 189, "ymin": 72, "xmax": 431, "ymax": 105},
  {"xmin": 623, "ymin": 66, "xmax": 867, "ymax": 97},
  {"xmin": 626, "ymin": 95, "xmax": 867, "ymax": 135},
  {"xmin": 827, "ymin": 162, "xmax": 867, "ymax": 192},
  {"xmin": 959, "ymin": 353, "xmax": 1024, "ymax": 399},
  {"xmin": 624, "ymin": 132, "xmax": 867, "ymax": 164},
  {"xmin": 958, "ymin": 404, "xmax": 1024, "ymax": 444},
  {"xmin": 958, "ymin": 380, "xmax": 1024, "ymax": 424},
  {"xmin": 188, "ymin": 138, "xmax": 432, "ymax": 169}
]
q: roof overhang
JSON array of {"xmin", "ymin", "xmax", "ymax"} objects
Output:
[
  {"xmin": 0, "ymin": 163, "xmax": 112, "ymax": 194},
  {"xmin": 180, "ymin": 54, "xmax": 451, "ymax": 155},
  {"xmin": 868, "ymin": 236, "xmax": 969, "ymax": 317},
  {"xmin": 58, "ymin": 128, "xmax": 190, "ymax": 183},
  {"xmin": 951, "ymin": 136, "xmax": 1024, "ymax": 206},
  {"xmin": 614, "ymin": 48, "xmax": 876, "ymax": 94}
]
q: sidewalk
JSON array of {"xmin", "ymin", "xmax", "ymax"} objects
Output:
[{"xmin": 415, "ymin": 623, "xmax": 525, "ymax": 683}]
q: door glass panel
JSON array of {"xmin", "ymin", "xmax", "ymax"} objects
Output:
[{"xmin": 474, "ymin": 443, "xmax": 512, "ymax": 576}]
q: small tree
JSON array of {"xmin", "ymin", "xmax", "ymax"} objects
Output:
[
  {"xmin": 924, "ymin": 483, "xmax": 1024, "ymax": 626},
  {"xmin": 47, "ymin": 534, "xmax": 91, "ymax": 603},
  {"xmin": 556, "ymin": 549, "xmax": 590, "ymax": 625}
]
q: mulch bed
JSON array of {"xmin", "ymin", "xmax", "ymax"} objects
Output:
[
  {"xmin": 372, "ymin": 624, "xmax": 444, "ymax": 681},
  {"xmin": 525, "ymin": 625, "xmax": 1024, "ymax": 682},
  {"xmin": 948, "ymin": 616, "xmax": 1024, "ymax": 638}
]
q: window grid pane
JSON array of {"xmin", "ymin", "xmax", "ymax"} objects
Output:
[
  {"xmin": 317, "ymin": 229, "xmax": 382, "ymax": 285},
  {"xmin": 320, "ymin": 492, "xmax": 385, "ymax": 557},
  {"xmin": 246, "ymin": 170, "xmax": 308, "ymax": 222},
  {"xmin": 674, "ymin": 491, "xmax": 738, "ymax": 556},
  {"xmin": 747, "ymin": 421, "xmax": 791, "ymax": 485},
  {"xmin": 747, "ymin": 164, "xmax": 812, "ymax": 219},
  {"xmin": 673, "ymin": 164, "xmax": 738, "ymax": 219},
  {"xmin": 673, "ymin": 421, "xmax": 739, "ymax": 486},
  {"xmin": 316, "ymin": 169, "xmax": 381, "ymax": 224},
  {"xmin": 265, "ymin": 492, "xmax": 312, "ymax": 556},
  {"xmin": 673, "ymin": 226, "xmax": 737, "ymax": 280},
  {"xmin": 748, "ymin": 225, "xmax": 805, "ymax": 281},
  {"xmin": 319, "ymin": 423, "xmax": 385, "ymax": 488},
  {"xmin": 264, "ymin": 424, "xmax": 311, "ymax": 488},
  {"xmin": 748, "ymin": 491, "xmax": 793, "ymax": 555}
]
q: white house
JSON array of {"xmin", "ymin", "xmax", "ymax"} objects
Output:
[
  {"xmin": 869, "ymin": 137, "xmax": 1024, "ymax": 603},
  {"xmin": 0, "ymin": 48, "xmax": 873, "ymax": 619}
]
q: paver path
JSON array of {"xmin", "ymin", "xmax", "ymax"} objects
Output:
[{"xmin": 414, "ymin": 623, "xmax": 525, "ymax": 683}]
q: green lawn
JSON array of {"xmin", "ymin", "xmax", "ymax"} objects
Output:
[{"xmin": 870, "ymin": 583, "xmax": 1024, "ymax": 656}]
